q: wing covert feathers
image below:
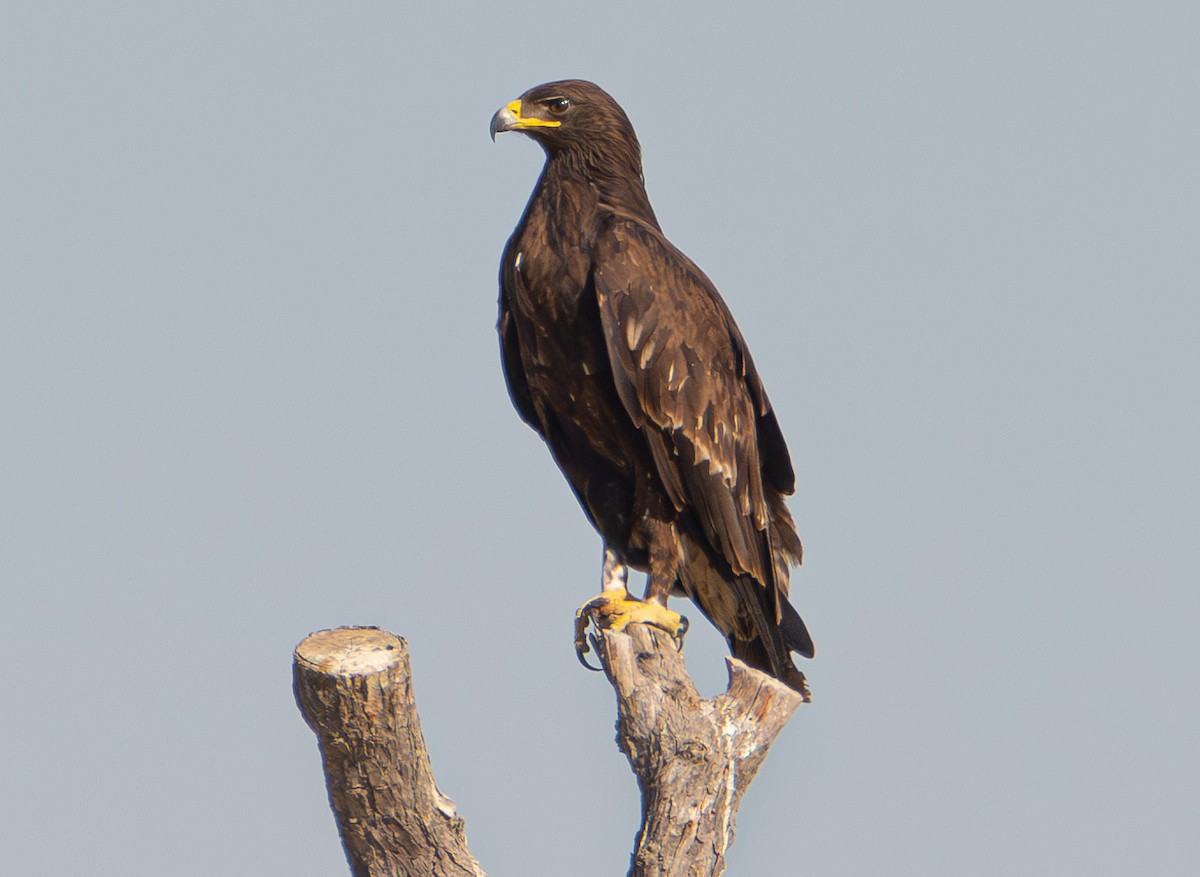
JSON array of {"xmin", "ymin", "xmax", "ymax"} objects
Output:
[
  {"xmin": 592, "ymin": 220, "xmax": 805, "ymax": 677},
  {"xmin": 593, "ymin": 220, "xmax": 798, "ymax": 576}
]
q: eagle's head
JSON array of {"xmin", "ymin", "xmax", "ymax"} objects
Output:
[
  {"xmin": 491, "ymin": 79, "xmax": 653, "ymax": 220},
  {"xmin": 490, "ymin": 79, "xmax": 641, "ymax": 164}
]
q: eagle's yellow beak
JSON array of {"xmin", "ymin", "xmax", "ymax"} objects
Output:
[{"xmin": 490, "ymin": 99, "xmax": 562, "ymax": 141}]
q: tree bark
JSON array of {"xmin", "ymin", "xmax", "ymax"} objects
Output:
[
  {"xmin": 293, "ymin": 626, "xmax": 485, "ymax": 877},
  {"xmin": 593, "ymin": 624, "xmax": 804, "ymax": 877},
  {"xmin": 294, "ymin": 624, "xmax": 803, "ymax": 877}
]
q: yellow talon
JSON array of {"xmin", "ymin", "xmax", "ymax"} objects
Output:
[{"xmin": 574, "ymin": 593, "xmax": 689, "ymax": 670}]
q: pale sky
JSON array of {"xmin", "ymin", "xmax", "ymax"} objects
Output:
[{"xmin": 3, "ymin": 3, "xmax": 1198, "ymax": 875}]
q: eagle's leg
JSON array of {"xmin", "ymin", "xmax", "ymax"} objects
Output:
[
  {"xmin": 640, "ymin": 521, "xmax": 689, "ymax": 646},
  {"xmin": 574, "ymin": 546, "xmax": 687, "ymax": 670},
  {"xmin": 574, "ymin": 547, "xmax": 628, "ymax": 670}
]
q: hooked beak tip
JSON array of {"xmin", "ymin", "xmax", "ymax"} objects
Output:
[{"xmin": 489, "ymin": 106, "xmax": 518, "ymax": 142}]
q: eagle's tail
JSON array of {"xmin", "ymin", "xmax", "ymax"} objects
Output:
[
  {"xmin": 679, "ymin": 536, "xmax": 813, "ymax": 701},
  {"xmin": 729, "ymin": 636, "xmax": 811, "ymax": 702},
  {"xmin": 780, "ymin": 597, "xmax": 815, "ymax": 660},
  {"xmin": 727, "ymin": 574, "xmax": 813, "ymax": 702}
]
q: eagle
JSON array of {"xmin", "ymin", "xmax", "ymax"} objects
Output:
[{"xmin": 490, "ymin": 80, "xmax": 814, "ymax": 698}]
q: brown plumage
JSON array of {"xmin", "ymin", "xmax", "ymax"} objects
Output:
[{"xmin": 491, "ymin": 80, "xmax": 814, "ymax": 697}]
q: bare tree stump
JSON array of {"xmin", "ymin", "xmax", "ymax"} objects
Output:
[
  {"xmin": 294, "ymin": 624, "xmax": 804, "ymax": 877},
  {"xmin": 293, "ymin": 627, "xmax": 485, "ymax": 877},
  {"xmin": 593, "ymin": 624, "xmax": 805, "ymax": 877}
]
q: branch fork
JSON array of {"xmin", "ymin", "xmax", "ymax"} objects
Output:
[{"xmin": 294, "ymin": 624, "xmax": 804, "ymax": 877}]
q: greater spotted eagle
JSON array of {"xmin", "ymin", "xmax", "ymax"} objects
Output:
[{"xmin": 491, "ymin": 80, "xmax": 814, "ymax": 698}]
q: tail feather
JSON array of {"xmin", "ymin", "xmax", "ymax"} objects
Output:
[
  {"xmin": 729, "ymin": 632, "xmax": 812, "ymax": 702},
  {"xmin": 679, "ymin": 534, "xmax": 814, "ymax": 700},
  {"xmin": 728, "ymin": 574, "xmax": 812, "ymax": 699},
  {"xmin": 781, "ymin": 598, "xmax": 815, "ymax": 659}
]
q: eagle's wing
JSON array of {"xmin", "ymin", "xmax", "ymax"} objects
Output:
[
  {"xmin": 497, "ymin": 245, "xmax": 540, "ymax": 430},
  {"xmin": 592, "ymin": 218, "xmax": 798, "ymax": 597}
]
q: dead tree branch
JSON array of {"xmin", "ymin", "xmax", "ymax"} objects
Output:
[
  {"xmin": 293, "ymin": 627, "xmax": 485, "ymax": 877},
  {"xmin": 594, "ymin": 624, "xmax": 804, "ymax": 876},
  {"xmin": 294, "ymin": 624, "xmax": 803, "ymax": 877}
]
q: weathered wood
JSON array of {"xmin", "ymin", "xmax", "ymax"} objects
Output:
[
  {"xmin": 293, "ymin": 627, "xmax": 485, "ymax": 877},
  {"xmin": 594, "ymin": 624, "xmax": 805, "ymax": 877},
  {"xmin": 294, "ymin": 623, "xmax": 803, "ymax": 877}
]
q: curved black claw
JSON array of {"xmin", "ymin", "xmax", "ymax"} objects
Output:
[
  {"xmin": 575, "ymin": 641, "xmax": 603, "ymax": 672},
  {"xmin": 674, "ymin": 614, "xmax": 690, "ymax": 651},
  {"xmin": 574, "ymin": 599, "xmax": 605, "ymax": 672}
]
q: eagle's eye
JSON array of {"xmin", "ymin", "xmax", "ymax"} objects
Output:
[{"xmin": 545, "ymin": 97, "xmax": 572, "ymax": 115}]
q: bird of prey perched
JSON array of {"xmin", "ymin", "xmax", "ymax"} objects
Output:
[{"xmin": 490, "ymin": 80, "xmax": 814, "ymax": 698}]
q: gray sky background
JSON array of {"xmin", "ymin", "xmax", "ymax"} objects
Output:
[{"xmin": 3, "ymin": 2, "xmax": 1198, "ymax": 875}]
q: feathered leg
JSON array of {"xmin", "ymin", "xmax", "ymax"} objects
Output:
[{"xmin": 574, "ymin": 544, "xmax": 687, "ymax": 670}]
